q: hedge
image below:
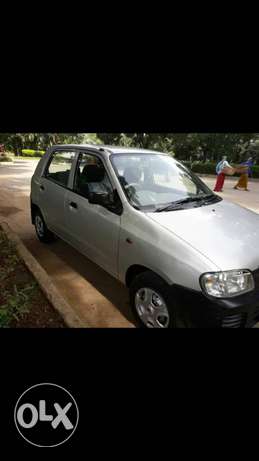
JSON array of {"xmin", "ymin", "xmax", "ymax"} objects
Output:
[
  {"xmin": 181, "ymin": 161, "xmax": 192, "ymax": 169},
  {"xmin": 181, "ymin": 161, "xmax": 259, "ymax": 178},
  {"xmin": 191, "ymin": 162, "xmax": 216, "ymax": 175},
  {"xmin": 21, "ymin": 149, "xmax": 45, "ymax": 157}
]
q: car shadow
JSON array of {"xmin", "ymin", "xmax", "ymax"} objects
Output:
[{"xmin": 45, "ymin": 238, "xmax": 137, "ymax": 325}]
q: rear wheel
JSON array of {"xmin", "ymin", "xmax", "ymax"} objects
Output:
[
  {"xmin": 129, "ymin": 271, "xmax": 175, "ymax": 328},
  {"xmin": 34, "ymin": 210, "xmax": 55, "ymax": 243}
]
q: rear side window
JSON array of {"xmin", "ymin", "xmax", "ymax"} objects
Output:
[{"xmin": 45, "ymin": 151, "xmax": 76, "ymax": 187}]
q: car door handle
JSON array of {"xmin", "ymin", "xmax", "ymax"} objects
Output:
[
  {"xmin": 40, "ymin": 185, "xmax": 45, "ymax": 191},
  {"xmin": 69, "ymin": 201, "xmax": 78, "ymax": 209}
]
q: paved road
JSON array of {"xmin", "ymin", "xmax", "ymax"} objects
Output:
[
  {"xmin": 201, "ymin": 175, "xmax": 259, "ymax": 214},
  {"xmin": 1, "ymin": 159, "xmax": 259, "ymax": 328}
]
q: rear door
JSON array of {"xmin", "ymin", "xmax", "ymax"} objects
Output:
[
  {"xmin": 64, "ymin": 151, "xmax": 121, "ymax": 277},
  {"xmin": 39, "ymin": 149, "xmax": 77, "ymax": 238}
]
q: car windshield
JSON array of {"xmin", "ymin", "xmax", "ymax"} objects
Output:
[{"xmin": 111, "ymin": 153, "xmax": 215, "ymax": 211}]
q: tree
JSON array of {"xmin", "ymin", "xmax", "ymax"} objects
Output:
[
  {"xmin": 1, "ymin": 132, "xmax": 256, "ymax": 162},
  {"xmin": 190, "ymin": 133, "xmax": 255, "ymax": 162},
  {"xmin": 97, "ymin": 133, "xmax": 124, "ymax": 145},
  {"xmin": 0, "ymin": 133, "xmax": 86, "ymax": 155},
  {"xmin": 97, "ymin": 133, "xmax": 256, "ymax": 162},
  {"xmin": 97, "ymin": 133, "xmax": 175, "ymax": 151}
]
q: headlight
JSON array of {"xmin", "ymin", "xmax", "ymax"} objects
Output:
[{"xmin": 200, "ymin": 270, "xmax": 255, "ymax": 298}]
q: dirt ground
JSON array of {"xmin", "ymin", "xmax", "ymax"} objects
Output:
[{"xmin": 0, "ymin": 228, "xmax": 66, "ymax": 328}]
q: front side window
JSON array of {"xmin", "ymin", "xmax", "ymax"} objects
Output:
[
  {"xmin": 45, "ymin": 151, "xmax": 76, "ymax": 187},
  {"xmin": 111, "ymin": 153, "xmax": 219, "ymax": 211},
  {"xmin": 73, "ymin": 153, "xmax": 114, "ymax": 198}
]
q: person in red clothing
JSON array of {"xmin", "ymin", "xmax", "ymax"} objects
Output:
[{"xmin": 214, "ymin": 156, "xmax": 232, "ymax": 192}]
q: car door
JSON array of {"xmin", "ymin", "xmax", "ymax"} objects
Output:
[
  {"xmin": 39, "ymin": 149, "xmax": 77, "ymax": 239},
  {"xmin": 64, "ymin": 151, "xmax": 122, "ymax": 278}
]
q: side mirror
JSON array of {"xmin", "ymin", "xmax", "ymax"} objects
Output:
[{"xmin": 88, "ymin": 191, "xmax": 113, "ymax": 207}]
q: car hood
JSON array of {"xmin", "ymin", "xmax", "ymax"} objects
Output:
[{"xmin": 147, "ymin": 200, "xmax": 259, "ymax": 271}]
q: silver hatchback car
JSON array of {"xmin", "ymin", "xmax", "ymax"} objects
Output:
[{"xmin": 31, "ymin": 145, "xmax": 259, "ymax": 328}]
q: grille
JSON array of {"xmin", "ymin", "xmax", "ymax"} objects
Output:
[
  {"xmin": 221, "ymin": 305, "xmax": 259, "ymax": 328},
  {"xmin": 222, "ymin": 313, "xmax": 247, "ymax": 328}
]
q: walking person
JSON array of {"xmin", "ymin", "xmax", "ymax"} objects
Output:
[
  {"xmin": 247, "ymin": 157, "xmax": 254, "ymax": 178},
  {"xmin": 214, "ymin": 156, "xmax": 232, "ymax": 192},
  {"xmin": 233, "ymin": 158, "xmax": 253, "ymax": 191}
]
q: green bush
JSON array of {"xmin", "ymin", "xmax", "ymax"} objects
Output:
[
  {"xmin": 251, "ymin": 166, "xmax": 259, "ymax": 178},
  {"xmin": 21, "ymin": 149, "xmax": 45, "ymax": 157},
  {"xmin": 191, "ymin": 162, "xmax": 216, "ymax": 175},
  {"xmin": 181, "ymin": 160, "xmax": 192, "ymax": 169}
]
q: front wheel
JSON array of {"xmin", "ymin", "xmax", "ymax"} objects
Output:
[
  {"xmin": 34, "ymin": 210, "xmax": 55, "ymax": 243},
  {"xmin": 129, "ymin": 271, "xmax": 175, "ymax": 328}
]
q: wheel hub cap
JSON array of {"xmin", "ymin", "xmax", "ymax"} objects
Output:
[
  {"xmin": 35, "ymin": 215, "xmax": 44, "ymax": 237},
  {"xmin": 135, "ymin": 288, "xmax": 170, "ymax": 328}
]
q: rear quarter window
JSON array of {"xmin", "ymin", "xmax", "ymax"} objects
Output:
[{"xmin": 45, "ymin": 151, "xmax": 76, "ymax": 187}]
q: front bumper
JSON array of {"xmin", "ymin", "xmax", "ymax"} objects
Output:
[{"xmin": 171, "ymin": 268, "xmax": 259, "ymax": 328}]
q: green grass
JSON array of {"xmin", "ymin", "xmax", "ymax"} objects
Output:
[
  {"xmin": 0, "ymin": 155, "xmax": 13, "ymax": 162},
  {"xmin": 21, "ymin": 149, "xmax": 45, "ymax": 157},
  {"xmin": 0, "ymin": 283, "xmax": 37, "ymax": 326},
  {"xmin": 0, "ymin": 230, "xmax": 37, "ymax": 327},
  {"xmin": 3, "ymin": 150, "xmax": 44, "ymax": 160},
  {"xmin": 0, "ymin": 228, "xmax": 66, "ymax": 328},
  {"xmin": 18, "ymin": 156, "xmax": 41, "ymax": 160}
]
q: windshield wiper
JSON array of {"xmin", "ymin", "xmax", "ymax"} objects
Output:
[{"xmin": 155, "ymin": 194, "xmax": 216, "ymax": 212}]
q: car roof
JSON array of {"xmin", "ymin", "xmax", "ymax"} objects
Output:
[{"xmin": 50, "ymin": 144, "xmax": 166, "ymax": 156}]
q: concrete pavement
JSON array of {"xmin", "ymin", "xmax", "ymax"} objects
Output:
[
  {"xmin": 202, "ymin": 175, "xmax": 259, "ymax": 214},
  {"xmin": 1, "ymin": 159, "xmax": 259, "ymax": 328}
]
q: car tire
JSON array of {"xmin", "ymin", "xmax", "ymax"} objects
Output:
[
  {"xmin": 34, "ymin": 210, "xmax": 55, "ymax": 244},
  {"xmin": 129, "ymin": 271, "xmax": 176, "ymax": 328}
]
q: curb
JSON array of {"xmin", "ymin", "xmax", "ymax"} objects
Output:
[{"xmin": 0, "ymin": 220, "xmax": 85, "ymax": 328}]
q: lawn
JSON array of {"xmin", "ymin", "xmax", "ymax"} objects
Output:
[
  {"xmin": 0, "ymin": 152, "xmax": 42, "ymax": 162},
  {"xmin": 0, "ymin": 227, "xmax": 66, "ymax": 328},
  {"xmin": 17, "ymin": 156, "xmax": 42, "ymax": 160}
]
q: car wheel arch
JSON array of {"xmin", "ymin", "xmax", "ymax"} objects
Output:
[
  {"xmin": 31, "ymin": 203, "xmax": 47, "ymax": 225},
  {"xmin": 125, "ymin": 264, "xmax": 172, "ymax": 288}
]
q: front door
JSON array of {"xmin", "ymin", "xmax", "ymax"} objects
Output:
[{"xmin": 64, "ymin": 152, "xmax": 121, "ymax": 277}]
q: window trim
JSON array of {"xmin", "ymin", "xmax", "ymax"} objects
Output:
[
  {"xmin": 43, "ymin": 149, "xmax": 78, "ymax": 190},
  {"xmin": 71, "ymin": 150, "xmax": 123, "ymax": 215},
  {"xmin": 72, "ymin": 151, "xmax": 111, "ymax": 195}
]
